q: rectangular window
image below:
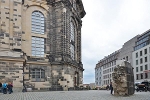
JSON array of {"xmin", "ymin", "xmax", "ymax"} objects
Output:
[
  {"xmin": 145, "ymin": 57, "xmax": 147, "ymax": 62},
  {"xmin": 145, "ymin": 73, "xmax": 148, "ymax": 79},
  {"xmin": 136, "ymin": 67, "xmax": 138, "ymax": 72},
  {"xmin": 31, "ymin": 69, "xmax": 45, "ymax": 82},
  {"xmin": 136, "ymin": 60, "xmax": 138, "ymax": 65},
  {"xmin": 141, "ymin": 73, "xmax": 143, "ymax": 79},
  {"xmin": 140, "ymin": 66, "xmax": 143, "ymax": 71},
  {"xmin": 144, "ymin": 49, "xmax": 147, "ymax": 54},
  {"xmin": 32, "ymin": 37, "xmax": 45, "ymax": 57},
  {"xmin": 136, "ymin": 74, "xmax": 138, "ymax": 80},
  {"xmin": 145, "ymin": 64, "xmax": 148, "ymax": 70},
  {"xmin": 140, "ymin": 51, "xmax": 142, "ymax": 56},
  {"xmin": 140, "ymin": 58, "xmax": 143, "ymax": 64},
  {"xmin": 136, "ymin": 52, "xmax": 138, "ymax": 58}
]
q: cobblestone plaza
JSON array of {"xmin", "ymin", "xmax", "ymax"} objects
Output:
[{"xmin": 0, "ymin": 90, "xmax": 149, "ymax": 100}]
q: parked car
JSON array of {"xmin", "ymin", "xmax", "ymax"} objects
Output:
[
  {"xmin": 136, "ymin": 81, "xmax": 150, "ymax": 92},
  {"xmin": 135, "ymin": 82, "xmax": 140, "ymax": 90}
]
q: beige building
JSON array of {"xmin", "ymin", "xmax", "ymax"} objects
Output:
[{"xmin": 0, "ymin": 0, "xmax": 85, "ymax": 91}]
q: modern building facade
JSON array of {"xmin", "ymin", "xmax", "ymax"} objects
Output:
[
  {"xmin": 133, "ymin": 29, "xmax": 150, "ymax": 83},
  {"xmin": 95, "ymin": 50, "xmax": 120, "ymax": 86},
  {"xmin": 95, "ymin": 36, "xmax": 138, "ymax": 87},
  {"xmin": 118, "ymin": 36, "xmax": 138, "ymax": 66},
  {"xmin": 0, "ymin": 0, "xmax": 85, "ymax": 91}
]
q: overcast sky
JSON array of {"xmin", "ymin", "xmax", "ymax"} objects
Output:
[{"xmin": 81, "ymin": 0, "xmax": 150, "ymax": 84}]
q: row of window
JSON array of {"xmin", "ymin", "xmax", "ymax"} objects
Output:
[
  {"xmin": 136, "ymin": 73, "xmax": 148, "ymax": 80},
  {"xmin": 136, "ymin": 48, "xmax": 148, "ymax": 58},
  {"xmin": 96, "ymin": 72, "xmax": 102, "ymax": 76},
  {"xmin": 103, "ymin": 79, "xmax": 111, "ymax": 85},
  {"xmin": 96, "ymin": 82, "xmax": 101, "ymax": 85},
  {"xmin": 103, "ymin": 74, "xmax": 111, "ymax": 79},
  {"xmin": 134, "ymin": 41, "xmax": 149, "ymax": 51},
  {"xmin": 96, "ymin": 77, "xmax": 101, "ymax": 81},
  {"xmin": 136, "ymin": 36, "xmax": 149, "ymax": 45},
  {"xmin": 136, "ymin": 64, "xmax": 148, "ymax": 72},
  {"xmin": 103, "ymin": 61, "xmax": 116, "ymax": 69},
  {"xmin": 103, "ymin": 67, "xmax": 114, "ymax": 74},
  {"xmin": 97, "ymin": 55, "xmax": 118, "ymax": 67},
  {"xmin": 136, "ymin": 57, "xmax": 147, "ymax": 65}
]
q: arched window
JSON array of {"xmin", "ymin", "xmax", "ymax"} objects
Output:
[
  {"xmin": 31, "ymin": 11, "xmax": 45, "ymax": 34},
  {"xmin": 70, "ymin": 21, "xmax": 75, "ymax": 60}
]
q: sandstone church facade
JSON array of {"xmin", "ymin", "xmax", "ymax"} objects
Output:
[{"xmin": 0, "ymin": 0, "xmax": 85, "ymax": 91}]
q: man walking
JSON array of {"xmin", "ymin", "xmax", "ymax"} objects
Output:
[
  {"xmin": 0, "ymin": 82, "xmax": 2, "ymax": 93},
  {"xmin": 110, "ymin": 82, "xmax": 113, "ymax": 94}
]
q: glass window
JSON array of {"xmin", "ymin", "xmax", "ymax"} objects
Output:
[
  {"xmin": 136, "ymin": 52, "xmax": 138, "ymax": 58},
  {"xmin": 136, "ymin": 67, "xmax": 138, "ymax": 72},
  {"xmin": 136, "ymin": 60, "xmax": 138, "ymax": 65},
  {"xmin": 140, "ymin": 66, "xmax": 143, "ymax": 71},
  {"xmin": 32, "ymin": 37, "xmax": 45, "ymax": 57},
  {"xmin": 145, "ymin": 73, "xmax": 148, "ymax": 79},
  {"xmin": 144, "ymin": 49, "xmax": 147, "ymax": 54},
  {"xmin": 136, "ymin": 74, "xmax": 138, "ymax": 80},
  {"xmin": 140, "ymin": 58, "xmax": 143, "ymax": 64},
  {"xmin": 31, "ymin": 11, "xmax": 45, "ymax": 34},
  {"xmin": 145, "ymin": 64, "xmax": 148, "ymax": 70},
  {"xmin": 31, "ymin": 69, "xmax": 45, "ymax": 82},
  {"xmin": 140, "ymin": 51, "xmax": 142, "ymax": 56},
  {"xmin": 141, "ymin": 73, "xmax": 143, "ymax": 79},
  {"xmin": 70, "ymin": 21, "xmax": 75, "ymax": 60},
  {"xmin": 70, "ymin": 22, "xmax": 75, "ymax": 41},
  {"xmin": 145, "ymin": 57, "xmax": 147, "ymax": 62}
]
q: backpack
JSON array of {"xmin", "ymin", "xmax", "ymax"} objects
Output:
[{"xmin": 2, "ymin": 83, "xmax": 7, "ymax": 88}]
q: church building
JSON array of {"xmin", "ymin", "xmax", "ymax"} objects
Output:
[{"xmin": 0, "ymin": 0, "xmax": 85, "ymax": 91}]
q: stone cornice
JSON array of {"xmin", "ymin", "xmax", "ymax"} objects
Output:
[
  {"xmin": 0, "ymin": 56, "xmax": 24, "ymax": 62},
  {"xmin": 27, "ymin": 61, "xmax": 50, "ymax": 65}
]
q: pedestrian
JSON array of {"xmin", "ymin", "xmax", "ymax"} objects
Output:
[
  {"xmin": 2, "ymin": 82, "xmax": 7, "ymax": 94},
  {"xmin": 7, "ymin": 82, "xmax": 13, "ymax": 94},
  {"xmin": 0, "ymin": 82, "xmax": 2, "ymax": 93},
  {"xmin": 110, "ymin": 82, "xmax": 113, "ymax": 94},
  {"xmin": 106, "ymin": 85, "xmax": 109, "ymax": 91},
  {"xmin": 10, "ymin": 82, "xmax": 13, "ymax": 93}
]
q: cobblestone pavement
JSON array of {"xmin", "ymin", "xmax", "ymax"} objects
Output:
[{"xmin": 0, "ymin": 90, "xmax": 149, "ymax": 100}]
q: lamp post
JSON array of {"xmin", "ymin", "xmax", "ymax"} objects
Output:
[{"xmin": 22, "ymin": 52, "xmax": 27, "ymax": 92}]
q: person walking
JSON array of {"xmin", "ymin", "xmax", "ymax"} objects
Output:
[
  {"xmin": 2, "ymin": 82, "xmax": 7, "ymax": 94},
  {"xmin": 0, "ymin": 82, "xmax": 2, "ymax": 93},
  {"xmin": 106, "ymin": 85, "xmax": 109, "ymax": 91},
  {"xmin": 7, "ymin": 82, "xmax": 13, "ymax": 94},
  {"xmin": 10, "ymin": 82, "xmax": 13, "ymax": 93},
  {"xmin": 110, "ymin": 82, "xmax": 113, "ymax": 94}
]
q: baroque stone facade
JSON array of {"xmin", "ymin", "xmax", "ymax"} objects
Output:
[{"xmin": 0, "ymin": 0, "xmax": 85, "ymax": 91}]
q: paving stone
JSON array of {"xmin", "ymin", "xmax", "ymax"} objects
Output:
[{"xmin": 0, "ymin": 90, "xmax": 149, "ymax": 100}]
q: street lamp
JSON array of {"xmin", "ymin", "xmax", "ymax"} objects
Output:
[{"xmin": 22, "ymin": 52, "xmax": 27, "ymax": 92}]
